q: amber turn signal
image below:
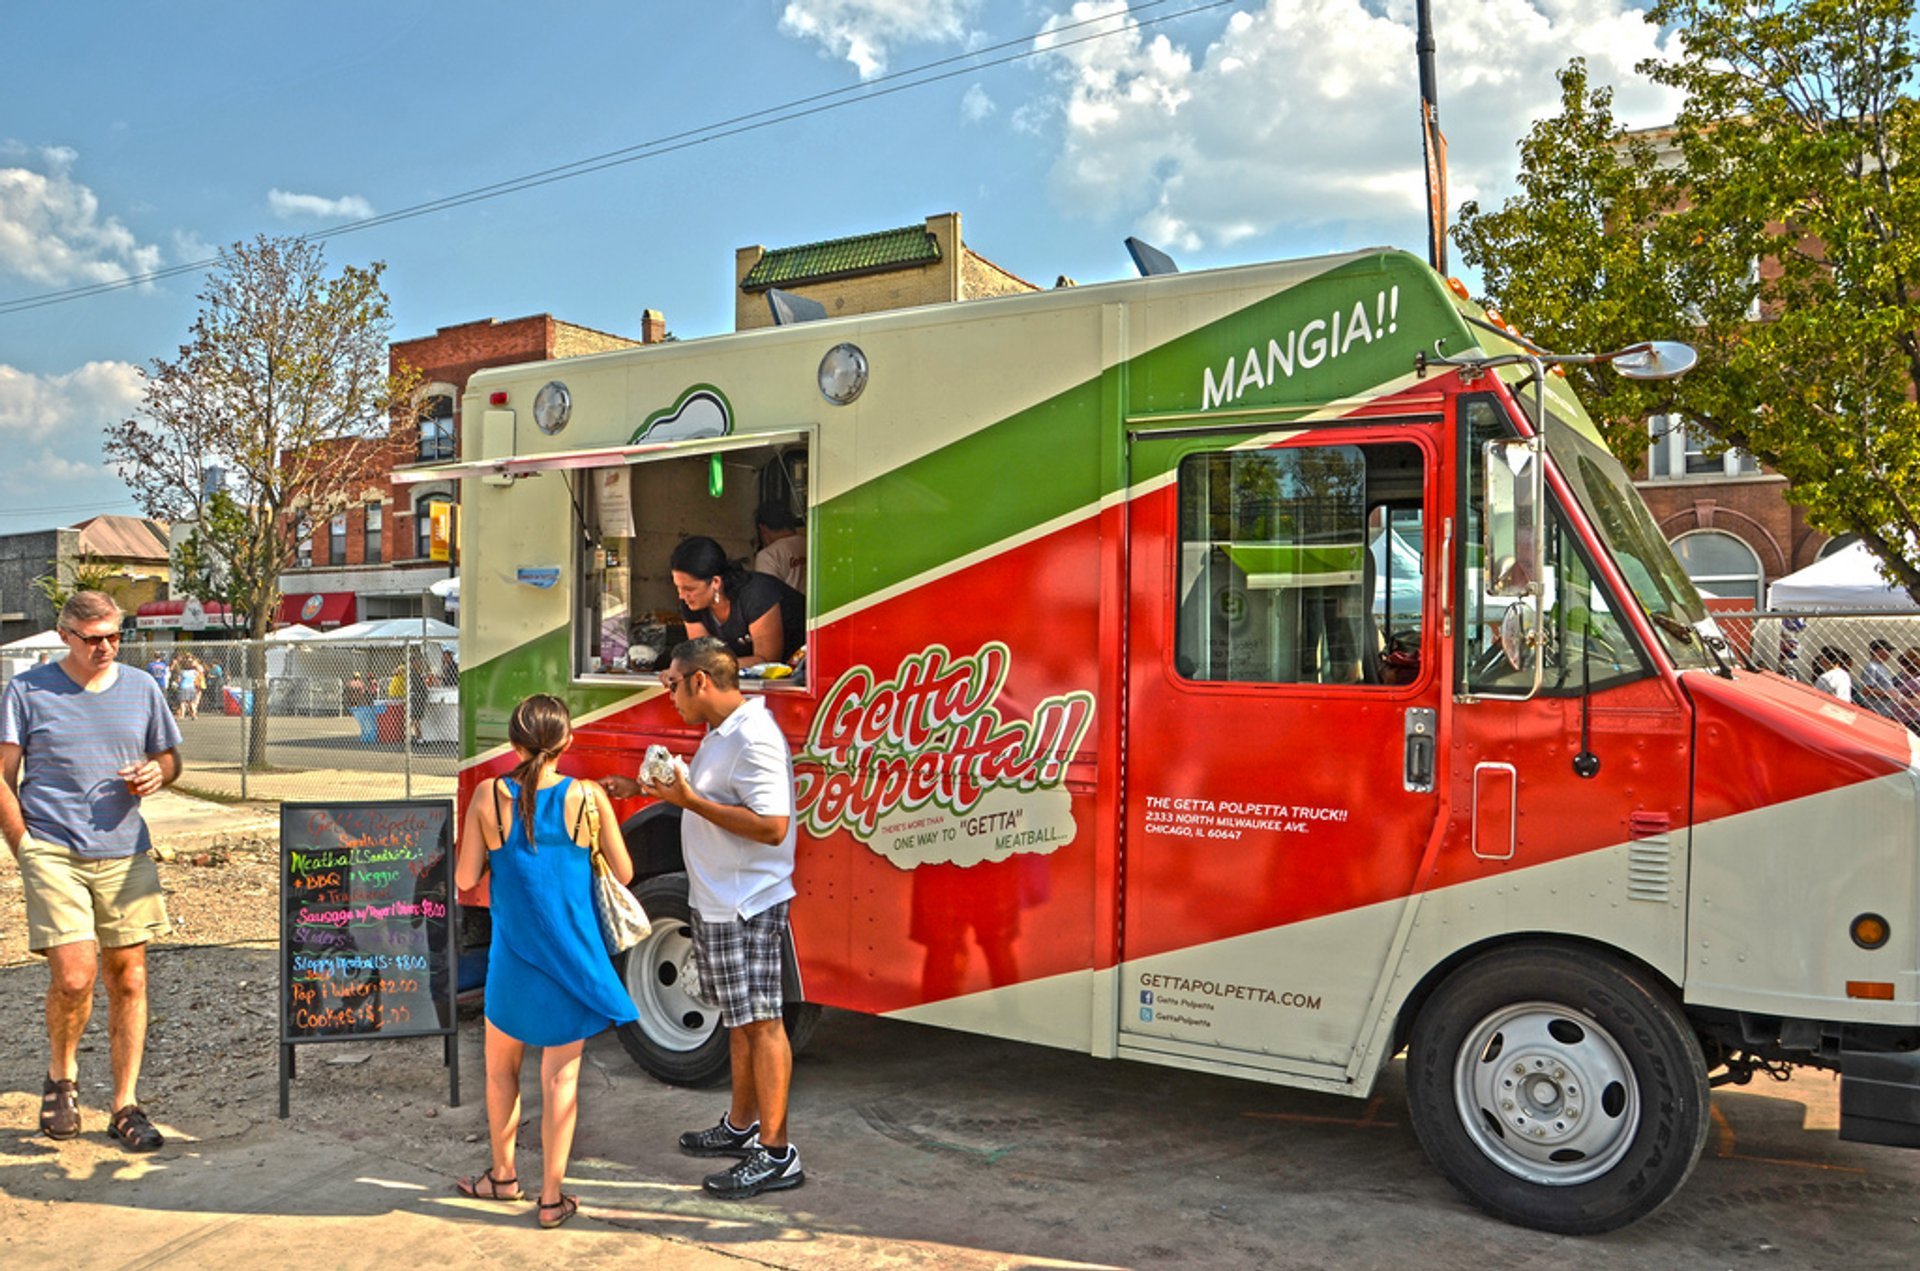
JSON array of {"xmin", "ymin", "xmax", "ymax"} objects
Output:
[
  {"xmin": 1846, "ymin": 981, "xmax": 1895, "ymax": 1000},
  {"xmin": 1851, "ymin": 913, "xmax": 1890, "ymax": 950}
]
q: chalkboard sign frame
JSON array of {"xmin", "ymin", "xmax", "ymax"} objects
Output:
[{"xmin": 278, "ymin": 799, "xmax": 460, "ymax": 1117}]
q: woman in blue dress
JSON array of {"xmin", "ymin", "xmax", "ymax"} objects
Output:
[{"xmin": 453, "ymin": 694, "xmax": 638, "ymax": 1228}]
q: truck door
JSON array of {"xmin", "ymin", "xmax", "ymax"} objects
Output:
[{"xmin": 1119, "ymin": 423, "xmax": 1445, "ymax": 1078}]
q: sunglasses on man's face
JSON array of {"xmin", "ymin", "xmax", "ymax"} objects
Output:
[
  {"xmin": 63, "ymin": 628, "xmax": 121, "ymax": 648},
  {"xmin": 658, "ymin": 670, "xmax": 702, "ymax": 696}
]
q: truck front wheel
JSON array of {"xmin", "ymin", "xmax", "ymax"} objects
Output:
[
  {"xmin": 1405, "ymin": 944, "xmax": 1710, "ymax": 1234},
  {"xmin": 614, "ymin": 872, "xmax": 819, "ymax": 1086}
]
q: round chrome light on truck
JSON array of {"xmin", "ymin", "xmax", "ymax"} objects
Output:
[
  {"xmin": 818, "ymin": 343, "xmax": 868, "ymax": 405},
  {"xmin": 533, "ymin": 380, "xmax": 571, "ymax": 434}
]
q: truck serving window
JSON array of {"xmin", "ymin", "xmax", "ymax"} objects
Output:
[
  {"xmin": 1459, "ymin": 397, "xmax": 1651, "ymax": 694},
  {"xmin": 1175, "ymin": 441, "xmax": 1425, "ymax": 686},
  {"xmin": 573, "ymin": 438, "xmax": 809, "ymax": 682}
]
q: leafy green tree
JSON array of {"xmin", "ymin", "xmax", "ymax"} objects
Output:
[
  {"xmin": 109, "ymin": 236, "xmax": 417, "ymax": 759},
  {"xmin": 1455, "ymin": 1, "xmax": 1920, "ymax": 596},
  {"xmin": 32, "ymin": 552, "xmax": 121, "ymax": 613}
]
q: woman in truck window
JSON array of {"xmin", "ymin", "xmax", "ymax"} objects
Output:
[{"xmin": 668, "ymin": 535, "xmax": 805, "ymax": 669}]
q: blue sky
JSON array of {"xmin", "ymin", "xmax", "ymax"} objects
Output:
[{"xmin": 0, "ymin": 1, "xmax": 1683, "ymax": 528}]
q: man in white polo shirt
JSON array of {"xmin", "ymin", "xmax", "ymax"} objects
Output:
[{"xmin": 639, "ymin": 636, "xmax": 803, "ymax": 1198}]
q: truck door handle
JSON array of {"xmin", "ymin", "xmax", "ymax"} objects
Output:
[{"xmin": 1404, "ymin": 708, "xmax": 1437, "ymax": 793}]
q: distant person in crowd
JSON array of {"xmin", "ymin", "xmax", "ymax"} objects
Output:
[
  {"xmin": 34, "ymin": 651, "xmax": 49, "ymax": 666},
  {"xmin": 1898, "ymin": 649, "xmax": 1920, "ymax": 724},
  {"xmin": 0, "ymin": 591, "xmax": 181, "ymax": 1152},
  {"xmin": 752, "ymin": 501, "xmax": 807, "ymax": 592},
  {"xmin": 1855, "ymin": 638, "xmax": 1902, "ymax": 719},
  {"xmin": 408, "ymin": 648, "xmax": 432, "ymax": 742},
  {"xmin": 146, "ymin": 653, "xmax": 167, "ymax": 686},
  {"xmin": 1811, "ymin": 646, "xmax": 1854, "ymax": 702},
  {"xmin": 441, "ymin": 646, "xmax": 459, "ymax": 685},
  {"xmin": 668, "ymin": 535, "xmax": 805, "ymax": 670},
  {"xmin": 453, "ymin": 694, "xmax": 636, "ymax": 1229},
  {"xmin": 345, "ymin": 671, "xmax": 369, "ymax": 707},
  {"xmin": 635, "ymin": 638, "xmax": 805, "ymax": 1198},
  {"xmin": 203, "ymin": 659, "xmax": 224, "ymax": 706},
  {"xmin": 174, "ymin": 655, "xmax": 202, "ymax": 721}
]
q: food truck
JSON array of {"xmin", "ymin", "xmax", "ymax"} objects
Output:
[{"xmin": 401, "ymin": 248, "xmax": 1920, "ymax": 1233}]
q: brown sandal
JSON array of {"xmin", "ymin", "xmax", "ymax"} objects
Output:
[
  {"xmin": 456, "ymin": 1167, "xmax": 524, "ymax": 1202},
  {"xmin": 537, "ymin": 1194, "xmax": 579, "ymax": 1229},
  {"xmin": 108, "ymin": 1104, "xmax": 163, "ymax": 1152},
  {"xmin": 40, "ymin": 1077, "xmax": 79, "ymax": 1141}
]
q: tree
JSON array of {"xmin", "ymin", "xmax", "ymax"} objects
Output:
[
  {"xmin": 33, "ymin": 552, "xmax": 120, "ymax": 612},
  {"xmin": 109, "ymin": 236, "xmax": 418, "ymax": 759},
  {"xmin": 111, "ymin": 235, "xmax": 417, "ymax": 633},
  {"xmin": 1454, "ymin": 1, "xmax": 1920, "ymax": 597}
]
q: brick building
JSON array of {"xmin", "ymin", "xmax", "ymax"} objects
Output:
[
  {"xmin": 734, "ymin": 212, "xmax": 1035, "ymax": 330},
  {"xmin": 278, "ymin": 312, "xmax": 666, "ymax": 625}
]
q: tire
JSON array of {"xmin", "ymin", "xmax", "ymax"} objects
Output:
[
  {"xmin": 1404, "ymin": 943, "xmax": 1710, "ymax": 1234},
  {"xmin": 613, "ymin": 872, "xmax": 821, "ymax": 1086}
]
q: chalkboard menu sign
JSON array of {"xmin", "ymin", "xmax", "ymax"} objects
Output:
[{"xmin": 278, "ymin": 800, "xmax": 459, "ymax": 1116}]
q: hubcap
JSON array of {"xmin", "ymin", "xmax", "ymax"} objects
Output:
[
  {"xmin": 1452, "ymin": 1001, "xmax": 1639, "ymax": 1186},
  {"xmin": 621, "ymin": 916, "xmax": 716, "ymax": 1051}
]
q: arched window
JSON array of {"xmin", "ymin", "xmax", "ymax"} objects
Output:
[
  {"xmin": 1817, "ymin": 534, "xmax": 1859, "ymax": 560},
  {"xmin": 415, "ymin": 493, "xmax": 452, "ymax": 560},
  {"xmin": 419, "ymin": 393, "xmax": 455, "ymax": 462},
  {"xmin": 1672, "ymin": 530, "xmax": 1762, "ymax": 605}
]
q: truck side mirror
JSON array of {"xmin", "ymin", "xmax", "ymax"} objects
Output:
[{"xmin": 1482, "ymin": 439, "xmax": 1540, "ymax": 598}]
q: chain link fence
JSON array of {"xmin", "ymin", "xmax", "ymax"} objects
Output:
[
  {"xmin": 1713, "ymin": 608, "xmax": 1920, "ymax": 724},
  {"xmin": 114, "ymin": 636, "xmax": 459, "ymax": 804}
]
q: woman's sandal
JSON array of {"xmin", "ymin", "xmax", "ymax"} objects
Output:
[
  {"xmin": 537, "ymin": 1194, "xmax": 580, "ymax": 1229},
  {"xmin": 456, "ymin": 1167, "xmax": 524, "ymax": 1202}
]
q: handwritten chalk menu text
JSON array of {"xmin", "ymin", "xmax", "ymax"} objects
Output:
[{"xmin": 279, "ymin": 800, "xmax": 459, "ymax": 1116}]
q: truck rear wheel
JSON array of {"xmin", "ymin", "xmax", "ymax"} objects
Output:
[
  {"xmin": 1405, "ymin": 944, "xmax": 1709, "ymax": 1234},
  {"xmin": 614, "ymin": 872, "xmax": 819, "ymax": 1086}
]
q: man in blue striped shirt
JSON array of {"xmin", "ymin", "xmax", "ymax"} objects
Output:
[{"xmin": 0, "ymin": 591, "xmax": 182, "ymax": 1151}]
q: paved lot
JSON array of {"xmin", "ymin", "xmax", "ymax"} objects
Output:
[
  {"xmin": 2, "ymin": 1004, "xmax": 1917, "ymax": 1269},
  {"xmin": 171, "ymin": 711, "xmax": 456, "ymax": 802}
]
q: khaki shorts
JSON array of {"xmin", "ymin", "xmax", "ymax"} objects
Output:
[{"xmin": 19, "ymin": 835, "xmax": 171, "ymax": 954}]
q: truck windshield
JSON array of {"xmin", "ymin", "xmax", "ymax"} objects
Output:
[{"xmin": 1545, "ymin": 417, "xmax": 1717, "ymax": 672}]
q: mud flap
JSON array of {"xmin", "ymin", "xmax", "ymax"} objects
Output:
[{"xmin": 1839, "ymin": 1050, "xmax": 1920, "ymax": 1149}]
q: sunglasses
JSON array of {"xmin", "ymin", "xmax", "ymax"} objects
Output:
[
  {"xmin": 63, "ymin": 627, "xmax": 122, "ymax": 647},
  {"xmin": 658, "ymin": 670, "xmax": 702, "ymax": 696}
]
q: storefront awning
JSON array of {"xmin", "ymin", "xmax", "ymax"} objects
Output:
[
  {"xmin": 134, "ymin": 599, "xmax": 244, "ymax": 631},
  {"xmin": 276, "ymin": 592, "xmax": 358, "ymax": 629},
  {"xmin": 391, "ymin": 428, "xmax": 808, "ymax": 485}
]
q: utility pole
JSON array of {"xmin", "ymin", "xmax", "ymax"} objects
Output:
[{"xmin": 1416, "ymin": 0, "xmax": 1448, "ymax": 274}]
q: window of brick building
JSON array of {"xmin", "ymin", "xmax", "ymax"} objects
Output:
[
  {"xmin": 1648, "ymin": 416, "xmax": 1759, "ymax": 479},
  {"xmin": 420, "ymin": 395, "xmax": 455, "ymax": 462},
  {"xmin": 295, "ymin": 514, "xmax": 312, "ymax": 568},
  {"xmin": 364, "ymin": 502, "xmax": 383, "ymax": 562},
  {"xmin": 415, "ymin": 494, "xmax": 451, "ymax": 560},
  {"xmin": 1672, "ymin": 529, "xmax": 1762, "ymax": 605},
  {"xmin": 329, "ymin": 513, "xmax": 347, "ymax": 566}
]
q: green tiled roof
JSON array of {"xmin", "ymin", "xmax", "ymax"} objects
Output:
[{"xmin": 741, "ymin": 224, "xmax": 941, "ymax": 291}]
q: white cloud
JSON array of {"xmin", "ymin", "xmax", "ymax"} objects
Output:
[
  {"xmin": 1031, "ymin": 0, "xmax": 1684, "ymax": 251},
  {"xmin": 962, "ymin": 82, "xmax": 996, "ymax": 121},
  {"xmin": 0, "ymin": 146, "xmax": 164, "ymax": 287},
  {"xmin": 0, "ymin": 360, "xmax": 144, "ymax": 508},
  {"xmin": 779, "ymin": 0, "xmax": 982, "ymax": 79},
  {"xmin": 268, "ymin": 189, "xmax": 375, "ymax": 221}
]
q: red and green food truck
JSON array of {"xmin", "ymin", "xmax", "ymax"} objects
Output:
[{"xmin": 401, "ymin": 248, "xmax": 1920, "ymax": 1232}]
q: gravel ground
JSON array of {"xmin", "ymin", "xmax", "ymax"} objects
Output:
[{"xmin": 0, "ymin": 806, "xmax": 464, "ymax": 1143}]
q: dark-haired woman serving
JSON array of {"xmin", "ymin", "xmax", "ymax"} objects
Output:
[{"xmin": 669, "ymin": 535, "xmax": 805, "ymax": 669}]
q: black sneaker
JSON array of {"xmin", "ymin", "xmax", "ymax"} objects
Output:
[
  {"xmin": 678, "ymin": 1116, "xmax": 759, "ymax": 1158},
  {"xmin": 704, "ymin": 1145, "xmax": 804, "ymax": 1199}
]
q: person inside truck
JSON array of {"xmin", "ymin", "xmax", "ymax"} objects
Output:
[{"xmin": 668, "ymin": 536, "xmax": 806, "ymax": 671}]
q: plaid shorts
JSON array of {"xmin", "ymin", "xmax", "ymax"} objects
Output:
[{"xmin": 690, "ymin": 902, "xmax": 789, "ymax": 1029}]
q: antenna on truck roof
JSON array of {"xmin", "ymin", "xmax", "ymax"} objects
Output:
[
  {"xmin": 1124, "ymin": 237, "xmax": 1179, "ymax": 276},
  {"xmin": 766, "ymin": 288, "xmax": 830, "ymax": 325}
]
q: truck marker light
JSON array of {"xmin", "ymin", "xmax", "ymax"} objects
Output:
[
  {"xmin": 489, "ymin": 391, "xmax": 508, "ymax": 406},
  {"xmin": 1846, "ymin": 981, "xmax": 1895, "ymax": 1001},
  {"xmin": 1851, "ymin": 913, "xmax": 1891, "ymax": 950}
]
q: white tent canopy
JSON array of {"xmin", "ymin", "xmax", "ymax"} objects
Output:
[
  {"xmin": 0, "ymin": 629, "xmax": 64, "ymax": 653},
  {"xmin": 316, "ymin": 617, "xmax": 459, "ymax": 641},
  {"xmin": 1767, "ymin": 542, "xmax": 1919, "ymax": 612}
]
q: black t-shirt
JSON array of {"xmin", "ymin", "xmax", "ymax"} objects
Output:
[{"xmin": 679, "ymin": 571, "xmax": 805, "ymax": 662}]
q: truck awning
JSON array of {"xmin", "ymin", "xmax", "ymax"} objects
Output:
[{"xmin": 391, "ymin": 428, "xmax": 808, "ymax": 486}]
